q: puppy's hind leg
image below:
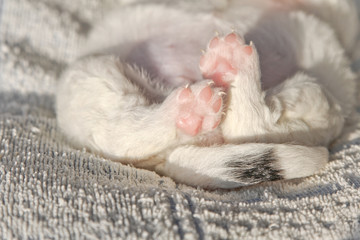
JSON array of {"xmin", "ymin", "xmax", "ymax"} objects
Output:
[
  {"xmin": 56, "ymin": 56, "xmax": 180, "ymax": 161},
  {"xmin": 57, "ymin": 56, "xmax": 225, "ymax": 163}
]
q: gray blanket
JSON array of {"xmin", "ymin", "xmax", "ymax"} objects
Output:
[{"xmin": 1, "ymin": 0, "xmax": 360, "ymax": 239}]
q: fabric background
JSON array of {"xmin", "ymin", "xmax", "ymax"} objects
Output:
[{"xmin": 1, "ymin": 0, "xmax": 360, "ymax": 239}]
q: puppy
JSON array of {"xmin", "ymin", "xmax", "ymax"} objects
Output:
[{"xmin": 56, "ymin": 0, "xmax": 359, "ymax": 188}]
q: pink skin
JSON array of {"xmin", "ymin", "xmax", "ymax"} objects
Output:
[
  {"xmin": 175, "ymin": 85, "xmax": 222, "ymax": 136},
  {"xmin": 174, "ymin": 32, "xmax": 254, "ymax": 136},
  {"xmin": 199, "ymin": 33, "xmax": 254, "ymax": 87}
]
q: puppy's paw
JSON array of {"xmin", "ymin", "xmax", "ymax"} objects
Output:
[
  {"xmin": 174, "ymin": 82, "xmax": 224, "ymax": 136},
  {"xmin": 199, "ymin": 33, "xmax": 256, "ymax": 87}
]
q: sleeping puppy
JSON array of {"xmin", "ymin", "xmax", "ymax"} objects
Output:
[{"xmin": 56, "ymin": 0, "xmax": 359, "ymax": 188}]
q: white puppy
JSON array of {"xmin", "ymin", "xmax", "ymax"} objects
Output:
[{"xmin": 56, "ymin": 0, "xmax": 359, "ymax": 188}]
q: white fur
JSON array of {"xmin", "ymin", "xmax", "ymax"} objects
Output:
[{"xmin": 56, "ymin": 0, "xmax": 359, "ymax": 188}]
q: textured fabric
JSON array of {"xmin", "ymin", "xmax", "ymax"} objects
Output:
[{"xmin": 1, "ymin": 0, "xmax": 360, "ymax": 239}]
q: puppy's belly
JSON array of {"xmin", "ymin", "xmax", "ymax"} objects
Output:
[{"xmin": 122, "ymin": 11, "xmax": 298, "ymax": 90}]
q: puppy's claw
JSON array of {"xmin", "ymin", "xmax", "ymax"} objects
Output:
[{"xmin": 207, "ymin": 80, "xmax": 215, "ymax": 86}]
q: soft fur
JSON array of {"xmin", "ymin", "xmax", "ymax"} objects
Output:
[{"xmin": 56, "ymin": 0, "xmax": 359, "ymax": 189}]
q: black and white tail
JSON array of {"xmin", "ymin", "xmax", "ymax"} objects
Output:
[{"xmin": 158, "ymin": 143, "xmax": 328, "ymax": 189}]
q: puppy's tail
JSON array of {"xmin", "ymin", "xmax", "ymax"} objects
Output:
[{"xmin": 162, "ymin": 143, "xmax": 329, "ymax": 189}]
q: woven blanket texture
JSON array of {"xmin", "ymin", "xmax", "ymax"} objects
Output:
[{"xmin": 1, "ymin": 0, "xmax": 360, "ymax": 239}]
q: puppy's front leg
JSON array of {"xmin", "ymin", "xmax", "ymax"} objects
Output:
[{"xmin": 200, "ymin": 33, "xmax": 272, "ymax": 142}]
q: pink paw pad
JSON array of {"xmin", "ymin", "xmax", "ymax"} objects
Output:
[
  {"xmin": 175, "ymin": 84, "xmax": 223, "ymax": 136},
  {"xmin": 199, "ymin": 32, "xmax": 255, "ymax": 87}
]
